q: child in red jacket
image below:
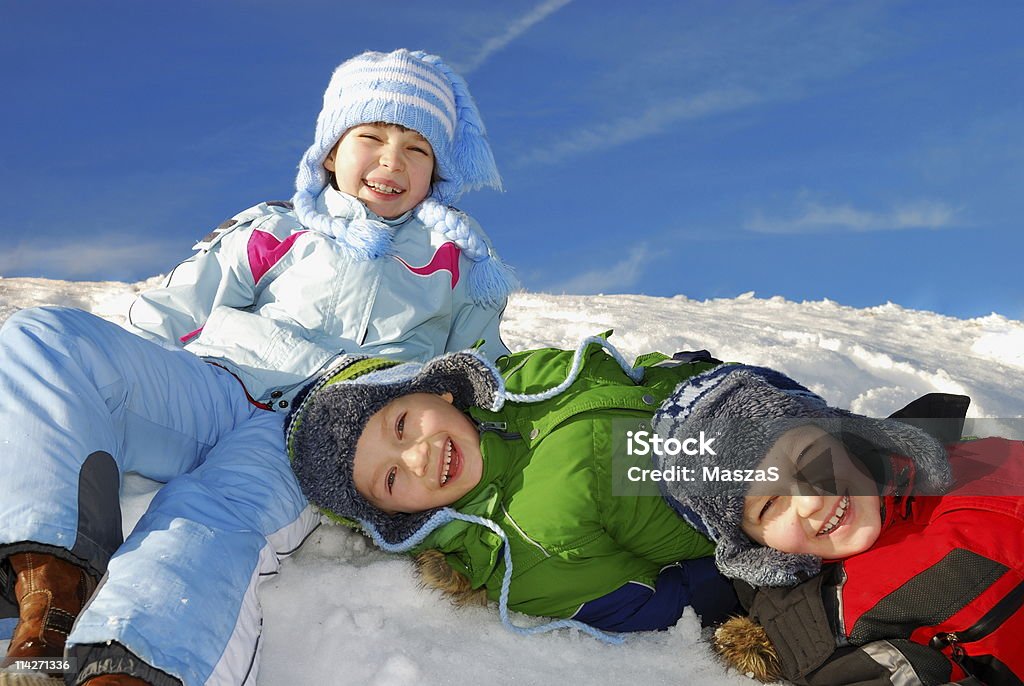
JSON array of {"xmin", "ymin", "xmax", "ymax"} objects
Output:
[{"xmin": 652, "ymin": 364, "xmax": 1024, "ymax": 685}]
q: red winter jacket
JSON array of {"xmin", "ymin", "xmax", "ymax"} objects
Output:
[{"xmin": 742, "ymin": 438, "xmax": 1024, "ymax": 686}]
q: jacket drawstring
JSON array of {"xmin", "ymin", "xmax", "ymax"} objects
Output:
[
  {"xmin": 504, "ymin": 336, "xmax": 643, "ymax": 404},
  {"xmin": 362, "ymin": 508, "xmax": 625, "ymax": 645}
]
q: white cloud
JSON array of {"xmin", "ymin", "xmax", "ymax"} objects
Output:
[
  {"xmin": 746, "ymin": 199, "xmax": 960, "ymax": 234},
  {"xmin": 549, "ymin": 245, "xmax": 653, "ymax": 294},
  {"xmin": 457, "ymin": 0, "xmax": 573, "ymax": 74},
  {"xmin": 516, "ymin": 88, "xmax": 761, "ymax": 167},
  {"xmin": 512, "ymin": 3, "xmax": 896, "ymax": 166},
  {"xmin": 0, "ymin": 236, "xmax": 181, "ymax": 280}
]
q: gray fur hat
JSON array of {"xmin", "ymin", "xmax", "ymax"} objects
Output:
[
  {"xmin": 652, "ymin": 364, "xmax": 951, "ymax": 588},
  {"xmin": 285, "ymin": 351, "xmax": 503, "ymax": 546}
]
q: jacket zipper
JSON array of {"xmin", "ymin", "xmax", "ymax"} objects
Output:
[
  {"xmin": 475, "ymin": 420, "xmax": 521, "ymax": 440},
  {"xmin": 929, "ymin": 578, "xmax": 1024, "ymax": 664}
]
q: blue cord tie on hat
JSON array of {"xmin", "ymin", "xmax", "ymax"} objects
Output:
[
  {"xmin": 364, "ymin": 508, "xmax": 626, "ymax": 645},
  {"xmin": 505, "ymin": 335, "xmax": 643, "ymax": 404},
  {"xmin": 291, "ymin": 192, "xmax": 394, "ymax": 261}
]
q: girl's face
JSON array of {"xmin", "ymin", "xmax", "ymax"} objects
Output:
[
  {"xmin": 324, "ymin": 123, "xmax": 435, "ymax": 219},
  {"xmin": 741, "ymin": 425, "xmax": 882, "ymax": 560},
  {"xmin": 354, "ymin": 392, "xmax": 483, "ymax": 514}
]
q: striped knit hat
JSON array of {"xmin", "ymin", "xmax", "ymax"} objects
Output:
[{"xmin": 291, "ymin": 50, "xmax": 514, "ymax": 306}]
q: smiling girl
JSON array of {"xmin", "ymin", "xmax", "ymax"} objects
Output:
[{"xmin": 0, "ymin": 49, "xmax": 513, "ymax": 686}]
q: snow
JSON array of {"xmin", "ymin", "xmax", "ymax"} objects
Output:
[{"xmin": 1, "ymin": 276, "xmax": 1021, "ymax": 685}]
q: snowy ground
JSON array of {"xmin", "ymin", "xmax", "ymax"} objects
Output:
[{"xmin": 1, "ymin": 276, "xmax": 1021, "ymax": 685}]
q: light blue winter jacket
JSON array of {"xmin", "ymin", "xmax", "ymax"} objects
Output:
[{"xmin": 126, "ymin": 188, "xmax": 510, "ymax": 411}]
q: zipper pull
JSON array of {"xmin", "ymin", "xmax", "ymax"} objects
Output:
[
  {"xmin": 929, "ymin": 632, "xmax": 967, "ymax": 666},
  {"xmin": 475, "ymin": 420, "xmax": 520, "ymax": 439},
  {"xmin": 951, "ymin": 640, "xmax": 967, "ymax": 665}
]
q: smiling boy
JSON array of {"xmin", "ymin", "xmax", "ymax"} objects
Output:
[
  {"xmin": 653, "ymin": 364, "xmax": 1024, "ymax": 685},
  {"xmin": 287, "ymin": 339, "xmax": 740, "ymax": 641},
  {"xmin": 741, "ymin": 424, "xmax": 883, "ymax": 560},
  {"xmin": 353, "ymin": 391, "xmax": 484, "ymax": 513}
]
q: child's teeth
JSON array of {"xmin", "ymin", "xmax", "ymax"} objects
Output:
[
  {"xmin": 367, "ymin": 181, "xmax": 401, "ymax": 194},
  {"xmin": 441, "ymin": 439, "xmax": 453, "ymax": 485},
  {"xmin": 819, "ymin": 495, "xmax": 849, "ymax": 536}
]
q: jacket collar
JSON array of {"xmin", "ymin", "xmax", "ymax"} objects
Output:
[{"xmin": 452, "ymin": 416, "xmax": 516, "ymax": 511}]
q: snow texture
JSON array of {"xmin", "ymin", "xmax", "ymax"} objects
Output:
[{"xmin": 1, "ymin": 276, "xmax": 1021, "ymax": 686}]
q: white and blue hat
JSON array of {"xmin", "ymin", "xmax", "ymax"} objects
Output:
[{"xmin": 294, "ymin": 49, "xmax": 501, "ymax": 209}]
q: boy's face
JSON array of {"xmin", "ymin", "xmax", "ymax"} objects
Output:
[
  {"xmin": 354, "ymin": 392, "xmax": 483, "ymax": 514},
  {"xmin": 324, "ymin": 123, "xmax": 435, "ymax": 219},
  {"xmin": 741, "ymin": 425, "xmax": 882, "ymax": 560}
]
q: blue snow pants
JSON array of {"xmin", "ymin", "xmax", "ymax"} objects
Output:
[{"xmin": 0, "ymin": 307, "xmax": 318, "ymax": 686}]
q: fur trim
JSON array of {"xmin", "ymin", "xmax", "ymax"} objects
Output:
[
  {"xmin": 713, "ymin": 615, "xmax": 782, "ymax": 682},
  {"xmin": 414, "ymin": 549, "xmax": 488, "ymax": 606}
]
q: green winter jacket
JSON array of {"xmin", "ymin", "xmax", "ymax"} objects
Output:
[{"xmin": 415, "ymin": 337, "xmax": 719, "ymax": 621}]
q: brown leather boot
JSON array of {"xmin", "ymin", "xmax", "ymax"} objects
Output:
[{"xmin": 2, "ymin": 552, "xmax": 97, "ymax": 665}]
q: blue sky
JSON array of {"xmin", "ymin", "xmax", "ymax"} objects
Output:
[{"xmin": 3, "ymin": 0, "xmax": 1022, "ymax": 320}]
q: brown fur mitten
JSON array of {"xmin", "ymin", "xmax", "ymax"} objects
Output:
[
  {"xmin": 713, "ymin": 615, "xmax": 783, "ymax": 682},
  {"xmin": 414, "ymin": 550, "xmax": 488, "ymax": 606}
]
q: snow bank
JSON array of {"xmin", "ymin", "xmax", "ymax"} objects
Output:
[{"xmin": 2, "ymin": 277, "xmax": 1021, "ymax": 686}]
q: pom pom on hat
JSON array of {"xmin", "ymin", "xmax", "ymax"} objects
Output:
[{"xmin": 714, "ymin": 615, "xmax": 782, "ymax": 682}]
